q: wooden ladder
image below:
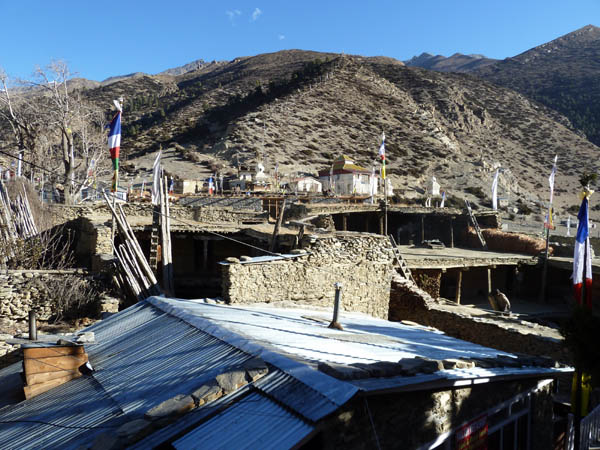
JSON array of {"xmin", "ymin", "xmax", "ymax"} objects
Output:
[
  {"xmin": 465, "ymin": 200, "xmax": 487, "ymax": 249},
  {"xmin": 388, "ymin": 235, "xmax": 416, "ymax": 284},
  {"xmin": 149, "ymin": 205, "xmax": 160, "ymax": 271}
]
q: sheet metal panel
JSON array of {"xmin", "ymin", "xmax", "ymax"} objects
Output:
[
  {"xmin": 0, "ymin": 375, "xmax": 123, "ymax": 450},
  {"xmin": 253, "ymin": 369, "xmax": 338, "ymax": 422},
  {"xmin": 173, "ymin": 392, "xmax": 314, "ymax": 450},
  {"xmin": 88, "ymin": 304, "xmax": 252, "ymax": 414},
  {"xmin": 0, "ymin": 301, "xmax": 253, "ymax": 449}
]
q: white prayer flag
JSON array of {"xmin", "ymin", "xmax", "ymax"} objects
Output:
[
  {"xmin": 548, "ymin": 155, "xmax": 558, "ymax": 204},
  {"xmin": 491, "ymin": 169, "xmax": 499, "ymax": 210},
  {"xmin": 151, "ymin": 150, "xmax": 162, "ymax": 205}
]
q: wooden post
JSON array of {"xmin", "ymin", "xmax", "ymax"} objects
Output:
[
  {"xmin": 539, "ymin": 225, "xmax": 550, "ymax": 303},
  {"xmin": 379, "ymin": 213, "xmax": 384, "ymax": 235},
  {"xmin": 269, "ymin": 198, "xmax": 286, "ymax": 253},
  {"xmin": 450, "ymin": 217, "xmax": 454, "ymax": 248},
  {"xmin": 487, "ymin": 267, "xmax": 492, "ymax": 296},
  {"xmin": 342, "ymin": 214, "xmax": 348, "ymax": 231},
  {"xmin": 421, "ymin": 215, "xmax": 425, "ymax": 244},
  {"xmin": 455, "ymin": 270, "xmax": 463, "ymax": 304}
]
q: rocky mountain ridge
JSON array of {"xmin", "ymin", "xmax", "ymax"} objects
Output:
[
  {"xmin": 473, "ymin": 24, "xmax": 600, "ymax": 146},
  {"xmin": 2, "ymin": 45, "xmax": 599, "ymax": 221},
  {"xmin": 73, "ymin": 49, "xmax": 599, "ymax": 221},
  {"xmin": 404, "ymin": 52, "xmax": 497, "ymax": 73}
]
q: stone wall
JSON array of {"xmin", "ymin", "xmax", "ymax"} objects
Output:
[
  {"xmin": 320, "ymin": 379, "xmax": 553, "ymax": 450},
  {"xmin": 52, "ymin": 202, "xmax": 264, "ymax": 225},
  {"xmin": 388, "ymin": 274, "xmax": 571, "ymax": 363},
  {"xmin": 221, "ymin": 233, "xmax": 394, "ymax": 319},
  {"xmin": 0, "ymin": 269, "xmax": 93, "ymax": 327}
]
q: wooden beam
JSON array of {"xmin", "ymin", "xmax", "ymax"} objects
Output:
[
  {"xmin": 23, "ymin": 346, "xmax": 84, "ymax": 359},
  {"xmin": 24, "ymin": 353, "xmax": 88, "ymax": 374},
  {"xmin": 25, "ymin": 369, "xmax": 81, "ymax": 386},
  {"xmin": 269, "ymin": 198, "xmax": 287, "ymax": 253},
  {"xmin": 24, "ymin": 373, "xmax": 81, "ymax": 399},
  {"xmin": 455, "ymin": 270, "xmax": 463, "ymax": 304},
  {"xmin": 487, "ymin": 267, "xmax": 492, "ymax": 295}
]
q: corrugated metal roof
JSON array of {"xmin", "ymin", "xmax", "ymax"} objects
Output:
[
  {"xmin": 0, "ymin": 295, "xmax": 571, "ymax": 450},
  {"xmin": 0, "ymin": 375, "xmax": 123, "ymax": 450},
  {"xmin": 148, "ymin": 297, "xmax": 571, "ymax": 393},
  {"xmin": 0, "ymin": 301, "xmax": 255, "ymax": 450},
  {"xmin": 253, "ymin": 369, "xmax": 338, "ymax": 422},
  {"xmin": 172, "ymin": 392, "xmax": 314, "ymax": 450}
]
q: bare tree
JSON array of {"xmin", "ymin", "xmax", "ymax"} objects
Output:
[
  {"xmin": 0, "ymin": 61, "xmax": 110, "ymax": 204},
  {"xmin": 0, "ymin": 70, "xmax": 44, "ymax": 171}
]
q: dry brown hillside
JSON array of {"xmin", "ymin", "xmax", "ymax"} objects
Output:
[{"xmin": 3, "ymin": 49, "xmax": 599, "ymax": 220}]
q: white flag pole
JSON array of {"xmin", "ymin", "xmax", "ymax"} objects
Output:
[{"xmin": 491, "ymin": 169, "xmax": 499, "ymax": 210}]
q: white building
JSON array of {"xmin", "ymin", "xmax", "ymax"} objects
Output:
[
  {"xmin": 318, "ymin": 155, "xmax": 381, "ymax": 196},
  {"xmin": 290, "ymin": 176, "xmax": 322, "ymax": 193}
]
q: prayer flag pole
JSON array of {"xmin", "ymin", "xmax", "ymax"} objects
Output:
[{"xmin": 540, "ymin": 155, "xmax": 558, "ymax": 303}]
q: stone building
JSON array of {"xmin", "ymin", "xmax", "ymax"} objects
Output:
[
  {"xmin": 289, "ymin": 176, "xmax": 322, "ymax": 193},
  {"xmin": 318, "ymin": 155, "xmax": 379, "ymax": 195},
  {"xmin": 0, "ymin": 296, "xmax": 569, "ymax": 449}
]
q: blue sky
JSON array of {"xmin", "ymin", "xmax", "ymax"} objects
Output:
[{"xmin": 1, "ymin": 1, "xmax": 598, "ymax": 81}]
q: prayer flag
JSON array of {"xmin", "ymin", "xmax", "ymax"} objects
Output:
[
  {"xmin": 573, "ymin": 196, "xmax": 593, "ymax": 307},
  {"xmin": 491, "ymin": 169, "xmax": 499, "ymax": 210},
  {"xmin": 378, "ymin": 132, "xmax": 386, "ymax": 179},
  {"xmin": 151, "ymin": 151, "xmax": 162, "ymax": 205},
  {"xmin": 107, "ymin": 109, "xmax": 122, "ymax": 192}
]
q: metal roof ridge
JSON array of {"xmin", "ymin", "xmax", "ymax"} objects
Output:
[{"xmin": 146, "ymin": 296, "xmax": 359, "ymax": 411}]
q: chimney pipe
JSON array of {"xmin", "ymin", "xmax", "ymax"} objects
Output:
[
  {"xmin": 328, "ymin": 283, "xmax": 343, "ymax": 330},
  {"xmin": 28, "ymin": 310, "xmax": 37, "ymax": 341}
]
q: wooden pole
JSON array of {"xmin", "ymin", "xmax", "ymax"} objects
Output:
[
  {"xmin": 103, "ymin": 192, "xmax": 159, "ymax": 288},
  {"xmin": 269, "ymin": 198, "xmax": 287, "ymax": 253},
  {"xmin": 450, "ymin": 217, "xmax": 454, "ymax": 248},
  {"xmin": 455, "ymin": 270, "xmax": 462, "ymax": 304},
  {"xmin": 539, "ymin": 225, "xmax": 550, "ymax": 303},
  {"xmin": 487, "ymin": 267, "xmax": 492, "ymax": 296},
  {"xmin": 384, "ymin": 179, "xmax": 388, "ymax": 236},
  {"xmin": 421, "ymin": 215, "xmax": 425, "ymax": 244}
]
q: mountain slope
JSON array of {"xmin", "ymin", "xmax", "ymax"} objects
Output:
[
  {"xmin": 474, "ymin": 24, "xmax": 600, "ymax": 145},
  {"xmin": 81, "ymin": 49, "xmax": 600, "ymax": 219},
  {"xmin": 405, "ymin": 52, "xmax": 497, "ymax": 73}
]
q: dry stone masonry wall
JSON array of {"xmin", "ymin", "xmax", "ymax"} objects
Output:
[
  {"xmin": 54, "ymin": 203, "xmax": 262, "ymax": 225},
  {"xmin": 221, "ymin": 233, "xmax": 394, "ymax": 319},
  {"xmin": 0, "ymin": 269, "xmax": 94, "ymax": 327}
]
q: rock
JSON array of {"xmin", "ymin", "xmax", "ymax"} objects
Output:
[
  {"xmin": 145, "ymin": 394, "xmax": 196, "ymax": 420},
  {"xmin": 191, "ymin": 380, "xmax": 223, "ymax": 406},
  {"xmin": 116, "ymin": 418, "xmax": 153, "ymax": 444},
  {"xmin": 216, "ymin": 369, "xmax": 247, "ymax": 393},
  {"xmin": 91, "ymin": 431, "xmax": 120, "ymax": 450},
  {"xmin": 24, "ymin": 273, "xmax": 34, "ymax": 279},
  {"xmin": 319, "ymin": 362, "xmax": 371, "ymax": 380},
  {"xmin": 76, "ymin": 332, "xmax": 95, "ymax": 343},
  {"xmin": 442, "ymin": 359, "xmax": 476, "ymax": 370},
  {"xmin": 225, "ymin": 257, "xmax": 240, "ymax": 264},
  {"xmin": 243, "ymin": 357, "xmax": 268, "ymax": 381},
  {"xmin": 397, "ymin": 357, "xmax": 444, "ymax": 375}
]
